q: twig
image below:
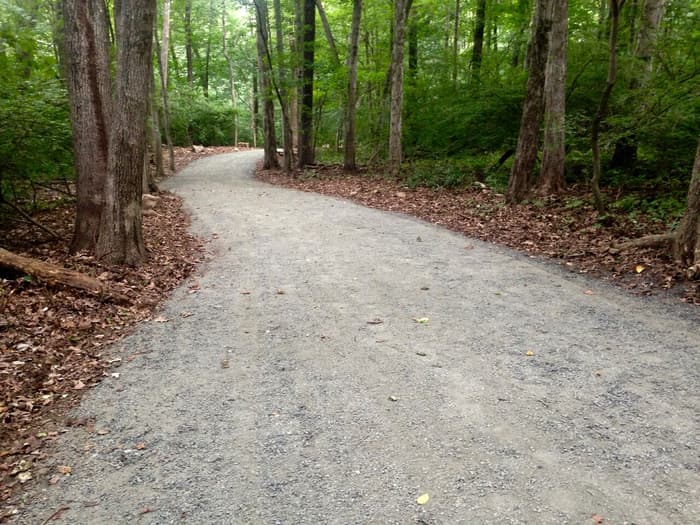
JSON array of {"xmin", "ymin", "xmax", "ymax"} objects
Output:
[{"xmin": 41, "ymin": 506, "xmax": 71, "ymax": 525}]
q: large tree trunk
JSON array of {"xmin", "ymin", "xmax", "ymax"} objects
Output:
[
  {"xmin": 255, "ymin": 0, "xmax": 279, "ymax": 169},
  {"xmin": 591, "ymin": 0, "xmax": 624, "ymax": 214},
  {"xmin": 389, "ymin": 0, "xmax": 411, "ymax": 177},
  {"xmin": 537, "ymin": 0, "xmax": 568, "ymax": 195},
  {"xmin": 506, "ymin": 0, "xmax": 552, "ymax": 204},
  {"xmin": 343, "ymin": 0, "xmax": 362, "ymax": 172},
  {"xmin": 471, "ymin": 0, "xmax": 486, "ymax": 81},
  {"xmin": 676, "ymin": 137, "xmax": 700, "ymax": 274},
  {"xmin": 63, "ymin": 0, "xmax": 112, "ymax": 254},
  {"xmin": 95, "ymin": 0, "xmax": 156, "ymax": 265},
  {"xmin": 298, "ymin": 0, "xmax": 316, "ymax": 167}
]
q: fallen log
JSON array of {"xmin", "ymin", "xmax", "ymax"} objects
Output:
[
  {"xmin": 0, "ymin": 248, "xmax": 130, "ymax": 303},
  {"xmin": 610, "ymin": 233, "xmax": 676, "ymax": 253}
]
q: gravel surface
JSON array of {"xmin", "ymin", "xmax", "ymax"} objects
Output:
[{"xmin": 14, "ymin": 150, "xmax": 700, "ymax": 524}]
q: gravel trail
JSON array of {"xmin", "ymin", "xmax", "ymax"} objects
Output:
[{"xmin": 16, "ymin": 150, "xmax": 699, "ymax": 524}]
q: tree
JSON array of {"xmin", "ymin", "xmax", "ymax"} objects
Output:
[
  {"xmin": 62, "ymin": 0, "xmax": 112, "ymax": 253},
  {"xmin": 298, "ymin": 0, "xmax": 316, "ymax": 167},
  {"xmin": 506, "ymin": 0, "xmax": 552, "ymax": 204},
  {"xmin": 254, "ymin": 0, "xmax": 278, "ymax": 169},
  {"xmin": 471, "ymin": 0, "xmax": 486, "ymax": 81},
  {"xmin": 590, "ymin": 0, "xmax": 625, "ymax": 214},
  {"xmin": 95, "ymin": 0, "xmax": 156, "ymax": 265},
  {"xmin": 343, "ymin": 0, "xmax": 362, "ymax": 171},
  {"xmin": 389, "ymin": 0, "xmax": 412, "ymax": 177},
  {"xmin": 273, "ymin": 0, "xmax": 294, "ymax": 170},
  {"xmin": 222, "ymin": 0, "xmax": 239, "ymax": 147},
  {"xmin": 537, "ymin": 0, "xmax": 568, "ymax": 195}
]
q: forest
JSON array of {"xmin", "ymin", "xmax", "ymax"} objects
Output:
[{"xmin": 0, "ymin": 0, "xmax": 699, "ymax": 275}]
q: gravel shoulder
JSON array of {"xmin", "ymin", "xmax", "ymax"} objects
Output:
[{"xmin": 13, "ymin": 150, "xmax": 700, "ymax": 525}]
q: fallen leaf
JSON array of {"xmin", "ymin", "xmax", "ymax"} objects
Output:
[
  {"xmin": 416, "ymin": 493, "xmax": 430, "ymax": 505},
  {"xmin": 635, "ymin": 264, "xmax": 645, "ymax": 274},
  {"xmin": 180, "ymin": 311, "xmax": 193, "ymax": 318},
  {"xmin": 221, "ymin": 358, "xmax": 230, "ymax": 369},
  {"xmin": 584, "ymin": 289, "xmax": 594, "ymax": 295},
  {"xmin": 135, "ymin": 442, "xmax": 146, "ymax": 450},
  {"xmin": 110, "ymin": 373, "xmax": 120, "ymax": 379},
  {"xmin": 525, "ymin": 350, "xmax": 535, "ymax": 356},
  {"xmin": 592, "ymin": 514, "xmax": 605, "ymax": 524},
  {"xmin": 367, "ymin": 318, "xmax": 384, "ymax": 325},
  {"xmin": 388, "ymin": 395, "xmax": 399, "ymax": 402},
  {"xmin": 420, "ymin": 286, "xmax": 429, "ymax": 291},
  {"xmin": 56, "ymin": 465, "xmax": 72, "ymax": 475},
  {"xmin": 464, "ymin": 244, "xmax": 474, "ymax": 250},
  {"xmin": 48, "ymin": 475, "xmax": 61, "ymax": 485},
  {"xmin": 17, "ymin": 471, "xmax": 32, "ymax": 483},
  {"xmin": 413, "ymin": 317, "xmax": 430, "ymax": 324},
  {"xmin": 276, "ymin": 289, "xmax": 285, "ymax": 295},
  {"xmin": 139, "ymin": 507, "xmax": 153, "ymax": 515},
  {"xmin": 153, "ymin": 316, "xmax": 170, "ymax": 323},
  {"xmin": 240, "ymin": 291, "xmax": 251, "ymax": 295},
  {"xmin": 96, "ymin": 428, "xmax": 110, "ymax": 436},
  {"xmin": 416, "ymin": 351, "xmax": 428, "ymax": 356},
  {"xmin": 73, "ymin": 380, "xmax": 86, "ymax": 390}
]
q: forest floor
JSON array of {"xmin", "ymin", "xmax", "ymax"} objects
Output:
[{"xmin": 0, "ymin": 146, "xmax": 697, "ymax": 520}]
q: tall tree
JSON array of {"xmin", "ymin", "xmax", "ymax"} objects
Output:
[
  {"xmin": 506, "ymin": 0, "xmax": 552, "ymax": 204},
  {"xmin": 389, "ymin": 0, "xmax": 412, "ymax": 176},
  {"xmin": 471, "ymin": 0, "xmax": 486, "ymax": 81},
  {"xmin": 161, "ymin": 0, "xmax": 171, "ymax": 88},
  {"xmin": 222, "ymin": 0, "xmax": 239, "ymax": 147},
  {"xmin": 273, "ymin": 0, "xmax": 294, "ymax": 170},
  {"xmin": 537, "ymin": 0, "xmax": 568, "ymax": 194},
  {"xmin": 298, "ymin": 0, "xmax": 316, "ymax": 167},
  {"xmin": 590, "ymin": 0, "xmax": 625, "ymax": 213},
  {"xmin": 95, "ymin": 0, "xmax": 156, "ymax": 265},
  {"xmin": 185, "ymin": 0, "xmax": 194, "ymax": 86},
  {"xmin": 62, "ymin": 0, "xmax": 112, "ymax": 253},
  {"xmin": 254, "ymin": 0, "xmax": 278, "ymax": 169},
  {"xmin": 343, "ymin": 0, "xmax": 362, "ymax": 171},
  {"xmin": 452, "ymin": 0, "xmax": 460, "ymax": 87}
]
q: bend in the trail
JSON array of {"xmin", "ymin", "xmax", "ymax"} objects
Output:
[{"xmin": 15, "ymin": 151, "xmax": 700, "ymax": 525}]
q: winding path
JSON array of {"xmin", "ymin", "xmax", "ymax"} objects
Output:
[{"xmin": 18, "ymin": 151, "xmax": 700, "ymax": 524}]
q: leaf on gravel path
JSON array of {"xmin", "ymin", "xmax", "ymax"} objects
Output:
[
  {"xmin": 367, "ymin": 318, "xmax": 384, "ymax": 325},
  {"xmin": 525, "ymin": 350, "xmax": 535, "ymax": 356},
  {"xmin": 56, "ymin": 465, "xmax": 72, "ymax": 475},
  {"xmin": 135, "ymin": 442, "xmax": 146, "ymax": 450},
  {"xmin": 153, "ymin": 316, "xmax": 170, "ymax": 323},
  {"xmin": 413, "ymin": 317, "xmax": 430, "ymax": 324},
  {"xmin": 416, "ymin": 493, "xmax": 430, "ymax": 505},
  {"xmin": 73, "ymin": 380, "xmax": 86, "ymax": 390},
  {"xmin": 388, "ymin": 395, "xmax": 399, "ymax": 402},
  {"xmin": 180, "ymin": 311, "xmax": 193, "ymax": 318},
  {"xmin": 16, "ymin": 471, "xmax": 32, "ymax": 483},
  {"xmin": 276, "ymin": 289, "xmax": 285, "ymax": 295},
  {"xmin": 635, "ymin": 265, "xmax": 645, "ymax": 274},
  {"xmin": 584, "ymin": 289, "xmax": 594, "ymax": 295},
  {"xmin": 591, "ymin": 514, "xmax": 605, "ymax": 524}
]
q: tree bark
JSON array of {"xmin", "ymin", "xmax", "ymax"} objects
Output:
[
  {"xmin": 506, "ymin": 0, "xmax": 552, "ymax": 204},
  {"xmin": 343, "ymin": 0, "xmax": 362, "ymax": 172},
  {"xmin": 634, "ymin": 0, "xmax": 665, "ymax": 74},
  {"xmin": 389, "ymin": 0, "xmax": 411, "ymax": 177},
  {"xmin": 154, "ymin": 27, "xmax": 175, "ymax": 172},
  {"xmin": 96, "ymin": 0, "xmax": 156, "ymax": 265},
  {"xmin": 62, "ymin": 0, "xmax": 112, "ymax": 254},
  {"xmin": 537, "ymin": 0, "xmax": 567, "ymax": 195},
  {"xmin": 591, "ymin": 0, "xmax": 624, "ymax": 214},
  {"xmin": 254, "ymin": 0, "xmax": 279, "ymax": 169},
  {"xmin": 676, "ymin": 137, "xmax": 700, "ymax": 273},
  {"xmin": 471, "ymin": 0, "xmax": 486, "ymax": 81},
  {"xmin": 298, "ymin": 0, "xmax": 316, "ymax": 167}
]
